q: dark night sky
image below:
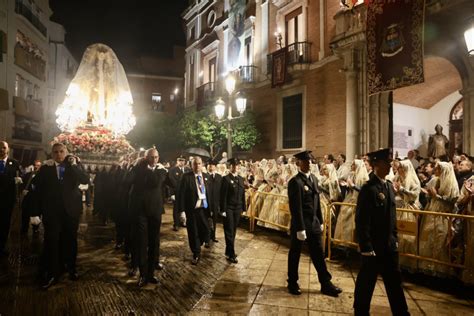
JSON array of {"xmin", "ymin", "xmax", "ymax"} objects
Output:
[{"xmin": 49, "ymin": 0, "xmax": 188, "ymax": 62}]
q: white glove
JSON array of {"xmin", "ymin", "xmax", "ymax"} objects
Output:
[
  {"xmin": 297, "ymin": 230, "xmax": 307, "ymax": 241},
  {"xmin": 320, "ymin": 224, "xmax": 324, "ymax": 231},
  {"xmin": 361, "ymin": 251, "xmax": 376, "ymax": 256},
  {"xmin": 180, "ymin": 211, "xmax": 186, "ymax": 221},
  {"xmin": 221, "ymin": 212, "xmax": 227, "ymax": 217},
  {"xmin": 30, "ymin": 216, "xmax": 41, "ymax": 226},
  {"xmin": 15, "ymin": 177, "xmax": 23, "ymax": 185},
  {"xmin": 22, "ymin": 189, "xmax": 29, "ymax": 196},
  {"xmin": 171, "ymin": 195, "xmax": 176, "ymax": 201}
]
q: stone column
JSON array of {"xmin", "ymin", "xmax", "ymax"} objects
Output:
[
  {"xmin": 461, "ymin": 85, "xmax": 474, "ymax": 155},
  {"xmin": 346, "ymin": 68, "xmax": 358, "ymax": 159}
]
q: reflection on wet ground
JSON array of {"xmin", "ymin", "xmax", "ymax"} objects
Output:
[{"xmin": 1, "ymin": 205, "xmax": 473, "ymax": 315}]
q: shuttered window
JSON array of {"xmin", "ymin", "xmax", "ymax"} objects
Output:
[{"xmin": 282, "ymin": 94, "xmax": 303, "ymax": 149}]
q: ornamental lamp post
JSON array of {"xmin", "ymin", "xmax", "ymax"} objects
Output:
[
  {"xmin": 214, "ymin": 74, "xmax": 247, "ymax": 159},
  {"xmin": 465, "ymin": 17, "xmax": 474, "ymax": 56}
]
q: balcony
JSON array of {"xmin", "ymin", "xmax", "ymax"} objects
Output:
[
  {"xmin": 14, "ymin": 44, "xmax": 46, "ymax": 81},
  {"xmin": 15, "ymin": 0, "xmax": 47, "ymax": 37},
  {"xmin": 196, "ymin": 82, "xmax": 217, "ymax": 110},
  {"xmin": 236, "ymin": 65, "xmax": 258, "ymax": 84},
  {"xmin": 13, "ymin": 96, "xmax": 43, "ymax": 122},
  {"xmin": 266, "ymin": 42, "xmax": 312, "ymax": 75}
]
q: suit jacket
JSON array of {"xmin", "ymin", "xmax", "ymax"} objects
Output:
[
  {"xmin": 168, "ymin": 166, "xmax": 185, "ymax": 196},
  {"xmin": 206, "ymin": 172, "xmax": 222, "ymax": 214},
  {"xmin": 0, "ymin": 158, "xmax": 21, "ymax": 209},
  {"xmin": 128, "ymin": 160, "xmax": 169, "ymax": 218},
  {"xmin": 178, "ymin": 171, "xmax": 210, "ymax": 212},
  {"xmin": 355, "ymin": 173, "xmax": 398, "ymax": 255},
  {"xmin": 288, "ymin": 172, "xmax": 323, "ymax": 234},
  {"xmin": 33, "ymin": 159, "xmax": 89, "ymax": 222},
  {"xmin": 220, "ymin": 173, "xmax": 246, "ymax": 213}
]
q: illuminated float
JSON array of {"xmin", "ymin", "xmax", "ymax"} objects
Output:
[{"xmin": 53, "ymin": 43, "xmax": 136, "ymax": 169}]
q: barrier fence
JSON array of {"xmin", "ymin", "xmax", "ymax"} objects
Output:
[{"xmin": 245, "ymin": 189, "xmax": 474, "ymax": 281}]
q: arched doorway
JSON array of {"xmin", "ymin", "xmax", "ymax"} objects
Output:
[
  {"xmin": 392, "ymin": 56, "xmax": 463, "ymax": 158},
  {"xmin": 449, "ymin": 99, "xmax": 463, "ymax": 156}
]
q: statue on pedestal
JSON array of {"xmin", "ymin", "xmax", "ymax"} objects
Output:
[{"xmin": 428, "ymin": 124, "xmax": 449, "ymax": 158}]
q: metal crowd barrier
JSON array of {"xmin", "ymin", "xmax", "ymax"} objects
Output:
[
  {"xmin": 327, "ymin": 201, "xmax": 474, "ymax": 270},
  {"xmin": 245, "ymin": 189, "xmax": 474, "ymax": 275}
]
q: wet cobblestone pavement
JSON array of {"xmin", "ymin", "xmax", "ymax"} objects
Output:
[{"xmin": 1, "ymin": 205, "xmax": 474, "ymax": 315}]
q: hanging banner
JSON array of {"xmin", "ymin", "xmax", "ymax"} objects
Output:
[
  {"xmin": 271, "ymin": 47, "xmax": 288, "ymax": 88},
  {"xmin": 367, "ymin": 0, "xmax": 425, "ymax": 95}
]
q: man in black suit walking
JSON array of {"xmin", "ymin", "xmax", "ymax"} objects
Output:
[
  {"xmin": 168, "ymin": 156, "xmax": 186, "ymax": 231},
  {"xmin": 33, "ymin": 143, "xmax": 89, "ymax": 288},
  {"xmin": 0, "ymin": 141, "xmax": 22, "ymax": 257},
  {"xmin": 128, "ymin": 148, "xmax": 168, "ymax": 287},
  {"xmin": 178, "ymin": 156, "xmax": 210, "ymax": 265},
  {"xmin": 354, "ymin": 148, "xmax": 409, "ymax": 316},
  {"xmin": 220, "ymin": 158, "xmax": 246, "ymax": 264},
  {"xmin": 206, "ymin": 159, "xmax": 221, "ymax": 243},
  {"xmin": 287, "ymin": 150, "xmax": 341, "ymax": 297}
]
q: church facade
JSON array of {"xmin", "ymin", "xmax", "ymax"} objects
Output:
[{"xmin": 182, "ymin": 0, "xmax": 474, "ymax": 159}]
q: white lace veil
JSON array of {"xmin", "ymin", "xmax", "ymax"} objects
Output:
[
  {"xmin": 56, "ymin": 43, "xmax": 136, "ymax": 135},
  {"xmin": 437, "ymin": 161, "xmax": 459, "ymax": 199}
]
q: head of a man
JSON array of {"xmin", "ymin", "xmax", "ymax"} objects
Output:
[
  {"xmin": 424, "ymin": 162, "xmax": 434, "ymax": 176},
  {"xmin": 208, "ymin": 161, "xmax": 217, "ymax": 173},
  {"xmin": 0, "ymin": 141, "xmax": 9, "ymax": 159},
  {"xmin": 336, "ymin": 154, "xmax": 346, "ymax": 165},
  {"xmin": 192, "ymin": 156, "xmax": 203, "ymax": 174},
  {"xmin": 323, "ymin": 154, "xmax": 334, "ymax": 165},
  {"xmin": 407, "ymin": 150, "xmax": 415, "ymax": 160},
  {"xmin": 146, "ymin": 148, "xmax": 159, "ymax": 167},
  {"xmin": 33, "ymin": 160, "xmax": 42, "ymax": 171},
  {"xmin": 52, "ymin": 143, "xmax": 68, "ymax": 163},
  {"xmin": 368, "ymin": 149, "xmax": 392, "ymax": 179},
  {"xmin": 459, "ymin": 160, "xmax": 473, "ymax": 175},
  {"xmin": 177, "ymin": 157, "xmax": 185, "ymax": 168}
]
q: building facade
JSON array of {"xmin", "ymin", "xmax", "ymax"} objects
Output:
[
  {"xmin": 0, "ymin": 0, "xmax": 51, "ymax": 164},
  {"xmin": 183, "ymin": 0, "xmax": 474, "ymax": 159}
]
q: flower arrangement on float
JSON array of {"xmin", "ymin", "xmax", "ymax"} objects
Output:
[{"xmin": 51, "ymin": 127, "xmax": 134, "ymax": 157}]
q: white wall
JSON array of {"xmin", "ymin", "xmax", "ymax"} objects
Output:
[{"xmin": 393, "ymin": 90, "xmax": 462, "ymax": 157}]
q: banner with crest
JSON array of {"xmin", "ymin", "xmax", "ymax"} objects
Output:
[{"xmin": 366, "ymin": 0, "xmax": 425, "ymax": 95}]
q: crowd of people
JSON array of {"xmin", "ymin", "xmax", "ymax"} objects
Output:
[{"xmin": 2, "ymin": 139, "xmax": 474, "ymax": 302}]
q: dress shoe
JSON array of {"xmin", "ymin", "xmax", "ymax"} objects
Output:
[
  {"xmin": 138, "ymin": 276, "xmax": 147, "ymax": 287},
  {"xmin": 172, "ymin": 225, "xmax": 179, "ymax": 231},
  {"xmin": 128, "ymin": 267, "xmax": 137, "ymax": 277},
  {"xmin": 41, "ymin": 277, "xmax": 57, "ymax": 290},
  {"xmin": 212, "ymin": 239, "xmax": 219, "ymax": 243},
  {"xmin": 68, "ymin": 271, "xmax": 79, "ymax": 281},
  {"xmin": 226, "ymin": 256, "xmax": 238, "ymax": 264},
  {"xmin": 155, "ymin": 262, "xmax": 164, "ymax": 270},
  {"xmin": 148, "ymin": 276, "xmax": 159, "ymax": 284},
  {"xmin": 321, "ymin": 282, "xmax": 342, "ymax": 297},
  {"xmin": 114, "ymin": 242, "xmax": 123, "ymax": 250},
  {"xmin": 191, "ymin": 256, "xmax": 200, "ymax": 265},
  {"xmin": 204, "ymin": 242, "xmax": 210, "ymax": 248},
  {"xmin": 287, "ymin": 285, "xmax": 302, "ymax": 296}
]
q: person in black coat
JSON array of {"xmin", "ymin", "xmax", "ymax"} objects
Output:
[
  {"xmin": 20, "ymin": 159, "xmax": 42, "ymax": 235},
  {"xmin": 128, "ymin": 148, "xmax": 168, "ymax": 287},
  {"xmin": 178, "ymin": 156, "xmax": 210, "ymax": 265},
  {"xmin": 353, "ymin": 148, "xmax": 409, "ymax": 316},
  {"xmin": 220, "ymin": 158, "xmax": 246, "ymax": 264},
  {"xmin": 33, "ymin": 143, "xmax": 89, "ymax": 289},
  {"xmin": 205, "ymin": 159, "xmax": 221, "ymax": 243},
  {"xmin": 168, "ymin": 156, "xmax": 186, "ymax": 230},
  {"xmin": 287, "ymin": 150, "xmax": 342, "ymax": 297},
  {"xmin": 0, "ymin": 141, "xmax": 22, "ymax": 256}
]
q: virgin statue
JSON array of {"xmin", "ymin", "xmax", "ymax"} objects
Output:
[{"xmin": 56, "ymin": 43, "xmax": 136, "ymax": 135}]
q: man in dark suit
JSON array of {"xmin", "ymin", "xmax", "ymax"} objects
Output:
[
  {"xmin": 128, "ymin": 148, "xmax": 168, "ymax": 287},
  {"xmin": 0, "ymin": 141, "xmax": 22, "ymax": 256},
  {"xmin": 178, "ymin": 156, "xmax": 210, "ymax": 265},
  {"xmin": 354, "ymin": 148, "xmax": 409, "ymax": 316},
  {"xmin": 168, "ymin": 156, "xmax": 186, "ymax": 231},
  {"xmin": 220, "ymin": 158, "xmax": 246, "ymax": 264},
  {"xmin": 33, "ymin": 143, "xmax": 89, "ymax": 289},
  {"xmin": 287, "ymin": 150, "xmax": 342, "ymax": 297},
  {"xmin": 206, "ymin": 159, "xmax": 221, "ymax": 243}
]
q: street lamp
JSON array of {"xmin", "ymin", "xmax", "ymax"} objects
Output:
[
  {"xmin": 464, "ymin": 17, "xmax": 474, "ymax": 55},
  {"xmin": 214, "ymin": 75, "xmax": 247, "ymax": 159}
]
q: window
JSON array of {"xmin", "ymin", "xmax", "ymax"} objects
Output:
[
  {"xmin": 245, "ymin": 37, "xmax": 252, "ymax": 65},
  {"xmin": 152, "ymin": 93, "xmax": 163, "ymax": 111},
  {"xmin": 285, "ymin": 7, "xmax": 303, "ymax": 46},
  {"xmin": 282, "ymin": 94, "xmax": 303, "ymax": 149},
  {"xmin": 170, "ymin": 94, "xmax": 175, "ymax": 102}
]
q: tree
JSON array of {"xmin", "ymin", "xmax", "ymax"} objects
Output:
[
  {"xmin": 127, "ymin": 112, "xmax": 182, "ymax": 158},
  {"xmin": 178, "ymin": 107, "xmax": 261, "ymax": 158}
]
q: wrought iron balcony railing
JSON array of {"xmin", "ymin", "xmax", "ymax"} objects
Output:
[
  {"xmin": 237, "ymin": 65, "xmax": 258, "ymax": 84},
  {"xmin": 266, "ymin": 41, "xmax": 312, "ymax": 75},
  {"xmin": 196, "ymin": 82, "xmax": 216, "ymax": 110},
  {"xmin": 15, "ymin": 0, "xmax": 47, "ymax": 37}
]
